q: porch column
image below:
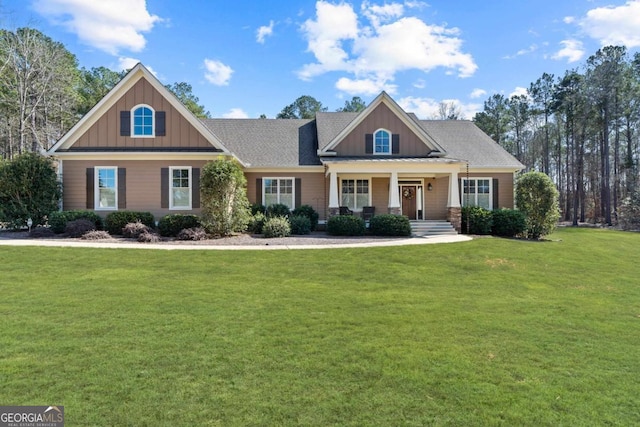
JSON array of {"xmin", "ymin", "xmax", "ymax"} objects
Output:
[
  {"xmin": 447, "ymin": 171, "xmax": 460, "ymax": 208},
  {"xmin": 388, "ymin": 171, "xmax": 401, "ymax": 215},
  {"xmin": 447, "ymin": 170, "xmax": 462, "ymax": 232},
  {"xmin": 328, "ymin": 171, "xmax": 339, "ymax": 216}
]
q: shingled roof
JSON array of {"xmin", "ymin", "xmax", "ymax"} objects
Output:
[
  {"xmin": 201, "ymin": 118, "xmax": 320, "ymax": 167},
  {"xmin": 200, "ymin": 114, "xmax": 523, "ymax": 170}
]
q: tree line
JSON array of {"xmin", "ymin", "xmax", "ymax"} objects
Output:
[{"xmin": 473, "ymin": 45, "xmax": 640, "ymax": 226}]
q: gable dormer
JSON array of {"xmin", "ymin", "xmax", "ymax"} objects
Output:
[
  {"xmin": 318, "ymin": 92, "xmax": 446, "ymax": 158},
  {"xmin": 49, "ymin": 63, "xmax": 230, "ymax": 155}
]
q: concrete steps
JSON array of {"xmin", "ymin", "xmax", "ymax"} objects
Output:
[{"xmin": 410, "ymin": 220, "xmax": 458, "ymax": 236}]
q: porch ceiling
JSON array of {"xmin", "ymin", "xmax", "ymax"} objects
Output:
[{"xmin": 322, "ymin": 156, "xmax": 465, "ymax": 174}]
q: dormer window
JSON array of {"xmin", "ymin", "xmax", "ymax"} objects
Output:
[
  {"xmin": 374, "ymin": 129, "xmax": 390, "ymax": 154},
  {"xmin": 132, "ymin": 104, "xmax": 154, "ymax": 137}
]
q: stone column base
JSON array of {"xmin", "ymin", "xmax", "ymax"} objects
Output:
[
  {"xmin": 388, "ymin": 207, "xmax": 402, "ymax": 215},
  {"xmin": 328, "ymin": 207, "xmax": 340, "ymax": 217},
  {"xmin": 447, "ymin": 207, "xmax": 462, "ymax": 233}
]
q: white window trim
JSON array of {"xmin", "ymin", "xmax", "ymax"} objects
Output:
[
  {"xmin": 461, "ymin": 177, "xmax": 493, "ymax": 210},
  {"xmin": 262, "ymin": 177, "xmax": 295, "ymax": 209},
  {"xmin": 373, "ymin": 128, "xmax": 391, "ymax": 155},
  {"xmin": 340, "ymin": 178, "xmax": 371, "ymax": 211},
  {"xmin": 95, "ymin": 166, "xmax": 118, "ymax": 211},
  {"xmin": 131, "ymin": 104, "xmax": 155, "ymax": 138},
  {"xmin": 169, "ymin": 166, "xmax": 192, "ymax": 210}
]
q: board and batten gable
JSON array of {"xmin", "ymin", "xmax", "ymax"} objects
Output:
[
  {"xmin": 331, "ymin": 103, "xmax": 434, "ymax": 157},
  {"xmin": 70, "ymin": 78, "xmax": 214, "ymax": 150}
]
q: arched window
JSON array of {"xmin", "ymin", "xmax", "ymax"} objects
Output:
[
  {"xmin": 374, "ymin": 129, "xmax": 390, "ymax": 154},
  {"xmin": 132, "ymin": 104, "xmax": 154, "ymax": 137}
]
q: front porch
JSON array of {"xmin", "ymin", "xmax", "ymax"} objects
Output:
[{"xmin": 324, "ymin": 159, "xmax": 465, "ymax": 232}]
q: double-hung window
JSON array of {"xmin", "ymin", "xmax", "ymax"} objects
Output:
[
  {"xmin": 341, "ymin": 179, "xmax": 369, "ymax": 210},
  {"xmin": 170, "ymin": 167, "xmax": 191, "ymax": 209},
  {"xmin": 132, "ymin": 105, "xmax": 154, "ymax": 137},
  {"xmin": 263, "ymin": 178, "xmax": 294, "ymax": 209},
  {"xmin": 462, "ymin": 178, "xmax": 492, "ymax": 210},
  {"xmin": 96, "ymin": 167, "xmax": 117, "ymax": 210},
  {"xmin": 374, "ymin": 129, "xmax": 390, "ymax": 154}
]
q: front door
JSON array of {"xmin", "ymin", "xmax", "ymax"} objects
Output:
[{"xmin": 401, "ymin": 185, "xmax": 417, "ymax": 219}]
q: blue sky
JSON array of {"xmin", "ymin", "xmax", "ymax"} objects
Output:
[{"xmin": 3, "ymin": 0, "xmax": 640, "ymax": 119}]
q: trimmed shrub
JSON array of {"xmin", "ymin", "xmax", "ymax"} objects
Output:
[
  {"xmin": 65, "ymin": 219, "xmax": 96, "ymax": 238},
  {"xmin": 327, "ymin": 215, "xmax": 366, "ymax": 236},
  {"xmin": 250, "ymin": 203, "xmax": 266, "ymax": 216},
  {"xmin": 515, "ymin": 171, "xmax": 560, "ymax": 239},
  {"xmin": 461, "ymin": 206, "xmax": 493, "ymax": 235},
  {"xmin": 291, "ymin": 204, "xmax": 319, "ymax": 231},
  {"xmin": 158, "ymin": 214, "xmax": 201, "ymax": 237},
  {"xmin": 0, "ymin": 153, "xmax": 61, "ymax": 228},
  {"xmin": 492, "ymin": 208, "xmax": 526, "ymax": 237},
  {"xmin": 48, "ymin": 210, "xmax": 103, "ymax": 234},
  {"xmin": 262, "ymin": 216, "xmax": 291, "ymax": 238},
  {"xmin": 176, "ymin": 227, "xmax": 207, "ymax": 241},
  {"xmin": 266, "ymin": 203, "xmax": 290, "ymax": 218},
  {"xmin": 247, "ymin": 212, "xmax": 266, "ymax": 234},
  {"xmin": 289, "ymin": 215, "xmax": 311, "ymax": 235},
  {"xmin": 138, "ymin": 231, "xmax": 161, "ymax": 243},
  {"xmin": 369, "ymin": 214, "xmax": 411, "ymax": 236},
  {"xmin": 29, "ymin": 227, "xmax": 55, "ymax": 238},
  {"xmin": 105, "ymin": 211, "xmax": 154, "ymax": 235},
  {"xmin": 81, "ymin": 230, "xmax": 111, "ymax": 240},
  {"xmin": 122, "ymin": 221, "xmax": 150, "ymax": 238}
]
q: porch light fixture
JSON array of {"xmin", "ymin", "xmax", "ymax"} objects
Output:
[{"xmin": 427, "ymin": 182, "xmax": 433, "ymax": 191}]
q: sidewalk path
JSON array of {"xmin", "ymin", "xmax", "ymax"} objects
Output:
[{"xmin": 0, "ymin": 234, "xmax": 472, "ymax": 250}]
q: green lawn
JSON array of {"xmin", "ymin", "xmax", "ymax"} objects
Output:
[{"xmin": 1, "ymin": 228, "xmax": 639, "ymax": 426}]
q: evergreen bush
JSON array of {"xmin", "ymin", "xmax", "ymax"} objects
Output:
[
  {"xmin": 158, "ymin": 214, "xmax": 201, "ymax": 237},
  {"xmin": 49, "ymin": 210, "xmax": 104, "ymax": 233},
  {"xmin": 64, "ymin": 219, "xmax": 96, "ymax": 238},
  {"xmin": 105, "ymin": 211, "xmax": 154, "ymax": 235},
  {"xmin": 462, "ymin": 206, "xmax": 493, "ymax": 235},
  {"xmin": 515, "ymin": 171, "xmax": 560, "ymax": 239},
  {"xmin": 289, "ymin": 215, "xmax": 311, "ymax": 235},
  {"xmin": 291, "ymin": 204, "xmax": 319, "ymax": 230},
  {"xmin": 369, "ymin": 214, "xmax": 411, "ymax": 236},
  {"xmin": 266, "ymin": 203, "xmax": 291, "ymax": 218},
  {"xmin": 492, "ymin": 208, "xmax": 526, "ymax": 237},
  {"xmin": 262, "ymin": 216, "xmax": 291, "ymax": 238},
  {"xmin": 327, "ymin": 215, "xmax": 366, "ymax": 236}
]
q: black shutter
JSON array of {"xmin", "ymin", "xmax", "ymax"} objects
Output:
[
  {"xmin": 86, "ymin": 168, "xmax": 94, "ymax": 209},
  {"xmin": 458, "ymin": 178, "xmax": 463, "ymax": 206},
  {"xmin": 295, "ymin": 178, "xmax": 301, "ymax": 209},
  {"xmin": 492, "ymin": 178, "xmax": 499, "ymax": 210},
  {"xmin": 155, "ymin": 111, "xmax": 166, "ymax": 136},
  {"xmin": 118, "ymin": 168, "xmax": 126, "ymax": 209},
  {"xmin": 256, "ymin": 178, "xmax": 262, "ymax": 205},
  {"xmin": 192, "ymin": 168, "xmax": 200, "ymax": 209},
  {"xmin": 392, "ymin": 134, "xmax": 400, "ymax": 154},
  {"xmin": 161, "ymin": 168, "xmax": 169, "ymax": 208},
  {"xmin": 365, "ymin": 134, "xmax": 373, "ymax": 154},
  {"xmin": 120, "ymin": 111, "xmax": 131, "ymax": 136}
]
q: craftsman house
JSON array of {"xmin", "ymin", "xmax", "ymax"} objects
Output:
[{"xmin": 47, "ymin": 63, "xmax": 523, "ymax": 232}]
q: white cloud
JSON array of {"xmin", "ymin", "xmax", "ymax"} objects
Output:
[
  {"xmin": 117, "ymin": 57, "xmax": 158, "ymax": 76},
  {"xmin": 335, "ymin": 77, "xmax": 397, "ymax": 95},
  {"xmin": 413, "ymin": 79, "xmax": 426, "ymax": 89},
  {"xmin": 222, "ymin": 108, "xmax": 249, "ymax": 118},
  {"xmin": 203, "ymin": 59, "xmax": 233, "ymax": 86},
  {"xmin": 470, "ymin": 88, "xmax": 487, "ymax": 99},
  {"xmin": 399, "ymin": 96, "xmax": 481, "ymax": 120},
  {"xmin": 552, "ymin": 39, "xmax": 585, "ymax": 63},
  {"xmin": 256, "ymin": 20, "xmax": 275, "ymax": 44},
  {"xmin": 33, "ymin": 0, "xmax": 161, "ymax": 55},
  {"xmin": 579, "ymin": 0, "xmax": 640, "ymax": 47},
  {"xmin": 563, "ymin": 16, "xmax": 575, "ymax": 24},
  {"xmin": 299, "ymin": 0, "xmax": 477, "ymax": 96},
  {"xmin": 508, "ymin": 86, "xmax": 529, "ymax": 98},
  {"xmin": 503, "ymin": 44, "xmax": 538, "ymax": 59}
]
